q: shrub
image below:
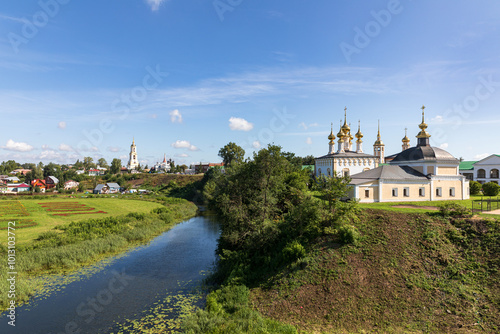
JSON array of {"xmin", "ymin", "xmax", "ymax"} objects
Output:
[
  {"xmin": 482, "ymin": 182, "xmax": 500, "ymax": 196},
  {"xmin": 338, "ymin": 224, "xmax": 360, "ymax": 245},
  {"xmin": 282, "ymin": 240, "xmax": 306, "ymax": 263},
  {"xmin": 439, "ymin": 202, "xmax": 471, "ymax": 217},
  {"xmin": 469, "ymin": 181, "xmax": 482, "ymax": 195}
]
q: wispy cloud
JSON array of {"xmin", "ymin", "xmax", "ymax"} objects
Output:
[{"xmin": 0, "ymin": 13, "xmax": 25, "ymax": 23}]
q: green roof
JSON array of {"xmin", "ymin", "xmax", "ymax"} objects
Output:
[
  {"xmin": 302, "ymin": 165, "xmax": 314, "ymax": 171},
  {"xmin": 459, "ymin": 161, "xmax": 477, "ymax": 171}
]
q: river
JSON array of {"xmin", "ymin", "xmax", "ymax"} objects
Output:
[{"xmin": 1, "ymin": 215, "xmax": 220, "ymax": 334}]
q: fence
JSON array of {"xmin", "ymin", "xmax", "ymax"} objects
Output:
[{"xmin": 472, "ymin": 196, "xmax": 500, "ymax": 213}]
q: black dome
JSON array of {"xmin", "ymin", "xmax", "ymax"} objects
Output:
[{"xmin": 391, "ymin": 145, "xmax": 458, "ymax": 163}]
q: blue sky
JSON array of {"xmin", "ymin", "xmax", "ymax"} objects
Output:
[{"xmin": 1, "ymin": 0, "xmax": 500, "ymax": 167}]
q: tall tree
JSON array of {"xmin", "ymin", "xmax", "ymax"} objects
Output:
[
  {"xmin": 83, "ymin": 157, "xmax": 95, "ymax": 170},
  {"xmin": 218, "ymin": 142, "xmax": 245, "ymax": 167},
  {"xmin": 110, "ymin": 158, "xmax": 122, "ymax": 174},
  {"xmin": 98, "ymin": 158, "xmax": 108, "ymax": 168}
]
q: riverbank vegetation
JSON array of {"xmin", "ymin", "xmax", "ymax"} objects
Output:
[
  {"xmin": 182, "ymin": 144, "xmax": 500, "ymax": 333},
  {"xmin": 0, "ymin": 196, "xmax": 198, "ymax": 311}
]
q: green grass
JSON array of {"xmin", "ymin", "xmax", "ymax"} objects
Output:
[{"xmin": 0, "ymin": 197, "xmax": 165, "ymax": 245}]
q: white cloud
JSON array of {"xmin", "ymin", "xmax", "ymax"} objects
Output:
[
  {"xmin": 1, "ymin": 139, "xmax": 34, "ymax": 152},
  {"xmin": 171, "ymin": 140, "xmax": 199, "ymax": 151},
  {"xmin": 175, "ymin": 153, "xmax": 189, "ymax": 158},
  {"xmin": 145, "ymin": 0, "xmax": 166, "ymax": 11},
  {"xmin": 306, "ymin": 137, "xmax": 313, "ymax": 145},
  {"xmin": 252, "ymin": 141, "xmax": 261, "ymax": 149},
  {"xmin": 59, "ymin": 143, "xmax": 73, "ymax": 152},
  {"xmin": 432, "ymin": 115, "xmax": 444, "ymax": 123},
  {"xmin": 42, "ymin": 144, "xmax": 50, "ymax": 150},
  {"xmin": 119, "ymin": 155, "xmax": 128, "ymax": 160},
  {"xmin": 58, "ymin": 121, "xmax": 66, "ymax": 129},
  {"xmin": 169, "ymin": 109, "xmax": 183, "ymax": 123},
  {"xmin": 107, "ymin": 146, "xmax": 120, "ymax": 152},
  {"xmin": 474, "ymin": 153, "xmax": 490, "ymax": 160},
  {"xmin": 229, "ymin": 117, "xmax": 253, "ymax": 131}
]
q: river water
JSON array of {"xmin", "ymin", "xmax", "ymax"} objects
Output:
[{"xmin": 1, "ymin": 215, "xmax": 220, "ymax": 334}]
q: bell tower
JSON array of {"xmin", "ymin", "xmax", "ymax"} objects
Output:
[{"xmin": 127, "ymin": 138, "xmax": 139, "ymax": 170}]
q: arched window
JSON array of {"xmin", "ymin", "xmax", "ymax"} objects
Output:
[
  {"xmin": 318, "ymin": 168, "xmax": 321, "ymax": 176},
  {"xmin": 327, "ymin": 168, "xmax": 331, "ymax": 176},
  {"xmin": 343, "ymin": 168, "xmax": 350, "ymax": 177},
  {"xmin": 477, "ymin": 169, "xmax": 486, "ymax": 178},
  {"xmin": 490, "ymin": 169, "xmax": 499, "ymax": 179}
]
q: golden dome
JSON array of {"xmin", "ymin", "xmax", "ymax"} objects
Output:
[
  {"xmin": 355, "ymin": 121, "xmax": 363, "ymax": 139},
  {"xmin": 328, "ymin": 123, "xmax": 335, "ymax": 143},
  {"xmin": 416, "ymin": 105, "xmax": 431, "ymax": 139},
  {"xmin": 337, "ymin": 120, "xmax": 344, "ymax": 139},
  {"xmin": 374, "ymin": 120, "xmax": 384, "ymax": 146}
]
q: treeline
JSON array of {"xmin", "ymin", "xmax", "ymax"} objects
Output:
[{"xmin": 182, "ymin": 144, "xmax": 357, "ymax": 332}]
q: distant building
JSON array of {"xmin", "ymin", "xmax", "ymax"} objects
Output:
[
  {"xmin": 151, "ymin": 154, "xmax": 172, "ymax": 173},
  {"xmin": 88, "ymin": 169, "xmax": 105, "ymax": 176},
  {"xmin": 45, "ymin": 176, "xmax": 59, "ymax": 189},
  {"xmin": 195, "ymin": 163, "xmax": 224, "ymax": 174},
  {"xmin": 93, "ymin": 184, "xmax": 109, "ymax": 194},
  {"xmin": 127, "ymin": 138, "xmax": 139, "ymax": 170},
  {"xmin": 106, "ymin": 183, "xmax": 121, "ymax": 193},
  {"xmin": 6, "ymin": 177, "xmax": 20, "ymax": 183},
  {"xmin": 64, "ymin": 180, "xmax": 79, "ymax": 190},
  {"xmin": 10, "ymin": 168, "xmax": 31, "ymax": 175},
  {"xmin": 7, "ymin": 183, "xmax": 30, "ymax": 193},
  {"xmin": 31, "ymin": 179, "xmax": 46, "ymax": 192}
]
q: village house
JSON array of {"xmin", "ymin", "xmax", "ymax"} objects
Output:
[
  {"xmin": 45, "ymin": 176, "xmax": 59, "ymax": 190},
  {"xmin": 10, "ymin": 168, "xmax": 32, "ymax": 175},
  {"xmin": 7, "ymin": 183, "xmax": 30, "ymax": 193},
  {"xmin": 93, "ymin": 184, "xmax": 109, "ymax": 194},
  {"xmin": 64, "ymin": 180, "xmax": 80, "ymax": 190},
  {"xmin": 6, "ymin": 176, "xmax": 20, "ymax": 183},
  {"xmin": 31, "ymin": 179, "xmax": 47, "ymax": 192},
  {"xmin": 106, "ymin": 182, "xmax": 121, "ymax": 193}
]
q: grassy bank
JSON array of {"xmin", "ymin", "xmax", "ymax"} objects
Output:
[{"xmin": 0, "ymin": 197, "xmax": 198, "ymax": 311}]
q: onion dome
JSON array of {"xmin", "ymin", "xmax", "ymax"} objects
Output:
[
  {"xmin": 374, "ymin": 120, "xmax": 384, "ymax": 146},
  {"xmin": 337, "ymin": 120, "xmax": 344, "ymax": 139},
  {"xmin": 328, "ymin": 123, "xmax": 335, "ymax": 143},
  {"xmin": 355, "ymin": 121, "xmax": 363, "ymax": 140},
  {"xmin": 416, "ymin": 105, "xmax": 431, "ymax": 139},
  {"xmin": 402, "ymin": 128, "xmax": 410, "ymax": 143}
]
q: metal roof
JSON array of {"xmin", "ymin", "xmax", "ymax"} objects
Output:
[
  {"xmin": 349, "ymin": 165, "xmax": 429, "ymax": 185},
  {"xmin": 106, "ymin": 183, "xmax": 120, "ymax": 188},
  {"xmin": 316, "ymin": 151, "xmax": 376, "ymax": 160},
  {"xmin": 459, "ymin": 161, "xmax": 477, "ymax": 171},
  {"xmin": 391, "ymin": 145, "xmax": 458, "ymax": 163}
]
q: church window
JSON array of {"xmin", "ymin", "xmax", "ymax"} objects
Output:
[
  {"xmin": 343, "ymin": 168, "xmax": 349, "ymax": 177},
  {"xmin": 392, "ymin": 188, "xmax": 398, "ymax": 197},
  {"xmin": 327, "ymin": 168, "xmax": 331, "ymax": 176},
  {"xmin": 491, "ymin": 169, "xmax": 499, "ymax": 179},
  {"xmin": 436, "ymin": 187, "xmax": 442, "ymax": 197},
  {"xmin": 365, "ymin": 189, "xmax": 370, "ymax": 198},
  {"xmin": 419, "ymin": 187, "xmax": 425, "ymax": 197},
  {"xmin": 318, "ymin": 168, "xmax": 321, "ymax": 176},
  {"xmin": 449, "ymin": 187, "xmax": 455, "ymax": 197},
  {"xmin": 477, "ymin": 169, "xmax": 486, "ymax": 178},
  {"xmin": 403, "ymin": 187, "xmax": 410, "ymax": 197}
]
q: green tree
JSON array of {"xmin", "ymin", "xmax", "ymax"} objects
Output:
[
  {"xmin": 301, "ymin": 155, "xmax": 315, "ymax": 166},
  {"xmin": 98, "ymin": 158, "xmax": 108, "ymax": 168},
  {"xmin": 83, "ymin": 157, "xmax": 95, "ymax": 170},
  {"xmin": 218, "ymin": 142, "xmax": 245, "ymax": 167},
  {"xmin": 469, "ymin": 181, "xmax": 482, "ymax": 195},
  {"xmin": 110, "ymin": 158, "xmax": 122, "ymax": 174},
  {"xmin": 318, "ymin": 175, "xmax": 352, "ymax": 212},
  {"xmin": 482, "ymin": 182, "xmax": 500, "ymax": 196}
]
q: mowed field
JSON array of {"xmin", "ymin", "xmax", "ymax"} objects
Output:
[{"xmin": 0, "ymin": 197, "xmax": 164, "ymax": 245}]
